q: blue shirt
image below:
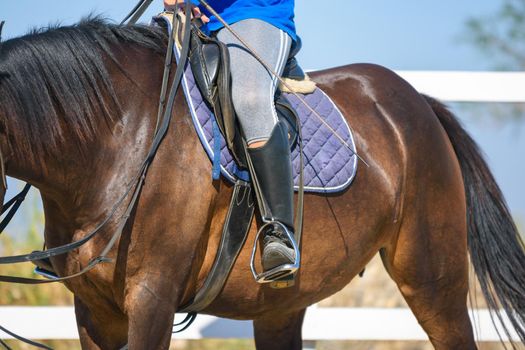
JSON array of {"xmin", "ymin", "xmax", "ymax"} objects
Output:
[{"xmin": 191, "ymin": 0, "xmax": 297, "ymax": 41}]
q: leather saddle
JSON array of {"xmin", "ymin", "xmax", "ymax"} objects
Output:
[
  {"xmin": 181, "ymin": 21, "xmax": 305, "ymax": 295},
  {"xmin": 189, "ymin": 21, "xmax": 303, "ymax": 168}
]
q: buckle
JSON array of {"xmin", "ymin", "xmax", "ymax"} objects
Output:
[
  {"xmin": 250, "ymin": 221, "xmax": 300, "ymax": 284},
  {"xmin": 34, "ymin": 267, "xmax": 59, "ymax": 280}
]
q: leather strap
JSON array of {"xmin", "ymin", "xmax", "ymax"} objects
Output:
[
  {"xmin": 121, "ymin": 0, "xmax": 155, "ymax": 25},
  {"xmin": 0, "ymin": 139, "xmax": 7, "ymax": 190},
  {"xmin": 180, "ymin": 180, "xmax": 255, "ymax": 313},
  {"xmin": 154, "ymin": 12, "xmax": 176, "ymax": 134},
  {"xmin": 172, "ymin": 312, "xmax": 197, "ymax": 333},
  {"xmin": 0, "ymin": 184, "xmax": 31, "ymax": 234},
  {"xmin": 0, "ymin": 21, "xmax": 5, "ymax": 42},
  {"xmin": 0, "ymin": 324, "xmax": 51, "ymax": 350},
  {"xmin": 294, "ymin": 123, "xmax": 304, "ymax": 244}
]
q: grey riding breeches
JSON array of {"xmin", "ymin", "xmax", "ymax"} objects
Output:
[{"xmin": 216, "ymin": 19, "xmax": 292, "ymax": 144}]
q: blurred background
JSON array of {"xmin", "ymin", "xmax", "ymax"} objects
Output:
[{"xmin": 1, "ymin": 0, "xmax": 524, "ymax": 349}]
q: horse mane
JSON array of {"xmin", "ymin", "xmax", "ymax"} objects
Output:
[{"xmin": 0, "ymin": 16, "xmax": 167, "ymax": 159}]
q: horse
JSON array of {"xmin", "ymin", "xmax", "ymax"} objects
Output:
[{"xmin": 0, "ymin": 18, "xmax": 524, "ymax": 350}]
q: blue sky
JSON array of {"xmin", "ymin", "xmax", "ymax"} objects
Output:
[
  {"xmin": 0, "ymin": 1, "xmax": 503, "ymax": 70},
  {"xmin": 1, "ymin": 1, "xmax": 524, "ymax": 231}
]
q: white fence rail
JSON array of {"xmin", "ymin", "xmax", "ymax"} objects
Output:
[
  {"xmin": 1, "ymin": 71, "xmax": 524, "ymax": 345},
  {"xmin": 0, "ymin": 307, "xmax": 520, "ymax": 342},
  {"xmin": 397, "ymin": 71, "xmax": 525, "ymax": 102}
]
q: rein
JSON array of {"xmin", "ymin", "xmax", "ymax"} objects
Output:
[
  {"xmin": 0, "ymin": 20, "xmax": 9, "ymax": 191},
  {"xmin": 120, "ymin": 0, "xmax": 154, "ymax": 25},
  {"xmin": 0, "ymin": 183, "xmax": 31, "ymax": 234},
  {"xmin": 0, "ymin": 5, "xmax": 192, "ymax": 284}
]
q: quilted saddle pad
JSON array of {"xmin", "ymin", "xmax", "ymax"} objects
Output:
[{"xmin": 163, "ymin": 19, "xmax": 358, "ymax": 193}]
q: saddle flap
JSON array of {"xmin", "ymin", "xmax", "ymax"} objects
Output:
[
  {"xmin": 201, "ymin": 44, "xmax": 220, "ymax": 85},
  {"xmin": 189, "ymin": 25, "xmax": 221, "ymax": 103},
  {"xmin": 276, "ymin": 94, "xmax": 299, "ymax": 148},
  {"xmin": 188, "ymin": 23, "xmax": 248, "ymax": 168}
]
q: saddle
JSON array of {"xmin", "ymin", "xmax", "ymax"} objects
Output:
[
  {"xmin": 154, "ymin": 13, "xmax": 357, "ymax": 313},
  {"xmin": 179, "ymin": 18, "xmax": 309, "ymax": 304},
  {"xmin": 188, "ymin": 21, "xmax": 247, "ymax": 167},
  {"xmin": 188, "ymin": 20, "xmax": 307, "ymax": 168}
]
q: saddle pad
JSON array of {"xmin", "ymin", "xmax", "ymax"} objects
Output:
[{"xmin": 161, "ymin": 18, "xmax": 358, "ymax": 193}]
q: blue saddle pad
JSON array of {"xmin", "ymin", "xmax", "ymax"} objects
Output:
[{"xmin": 163, "ymin": 18, "xmax": 358, "ymax": 193}]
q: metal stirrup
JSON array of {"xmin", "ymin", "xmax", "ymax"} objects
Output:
[{"xmin": 249, "ymin": 221, "xmax": 300, "ymax": 283}]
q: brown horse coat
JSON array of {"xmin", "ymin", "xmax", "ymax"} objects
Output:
[{"xmin": 0, "ymin": 20, "xmax": 523, "ymax": 350}]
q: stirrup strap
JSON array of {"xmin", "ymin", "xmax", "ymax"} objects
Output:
[{"xmin": 294, "ymin": 113, "xmax": 305, "ymax": 248}]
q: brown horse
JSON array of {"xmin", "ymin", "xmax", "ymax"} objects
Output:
[{"xmin": 0, "ymin": 18, "xmax": 524, "ymax": 350}]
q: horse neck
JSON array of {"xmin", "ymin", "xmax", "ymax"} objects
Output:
[
  {"xmin": 3, "ymin": 94, "xmax": 157, "ymax": 234},
  {"xmin": 0, "ymin": 31, "xmax": 168, "ymax": 240}
]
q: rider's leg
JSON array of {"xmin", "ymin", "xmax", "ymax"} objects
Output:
[
  {"xmin": 216, "ymin": 19, "xmax": 295, "ymax": 272},
  {"xmin": 248, "ymin": 120, "xmax": 295, "ymax": 271}
]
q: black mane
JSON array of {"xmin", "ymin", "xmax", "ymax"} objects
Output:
[{"xmin": 0, "ymin": 17, "xmax": 167, "ymax": 159}]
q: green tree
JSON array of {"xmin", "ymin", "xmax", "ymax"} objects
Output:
[
  {"xmin": 465, "ymin": 0, "xmax": 525, "ymax": 70},
  {"xmin": 463, "ymin": 0, "xmax": 525, "ymax": 123}
]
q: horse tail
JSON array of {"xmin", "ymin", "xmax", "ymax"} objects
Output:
[{"xmin": 423, "ymin": 94, "xmax": 525, "ymax": 344}]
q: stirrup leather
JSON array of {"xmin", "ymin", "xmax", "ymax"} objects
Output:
[{"xmin": 250, "ymin": 221, "xmax": 300, "ymax": 283}]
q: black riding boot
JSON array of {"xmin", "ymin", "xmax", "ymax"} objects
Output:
[{"xmin": 247, "ymin": 120, "xmax": 296, "ymax": 272}]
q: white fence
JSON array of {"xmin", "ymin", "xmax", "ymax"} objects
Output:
[
  {"xmin": 300, "ymin": 308, "xmax": 517, "ymax": 342},
  {"xmin": 1, "ymin": 71, "xmax": 524, "ymax": 346},
  {"xmin": 397, "ymin": 71, "xmax": 525, "ymax": 102},
  {"xmin": 0, "ymin": 307, "xmax": 520, "ymax": 342}
]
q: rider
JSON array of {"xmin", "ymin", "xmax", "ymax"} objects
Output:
[{"xmin": 164, "ymin": 0, "xmax": 297, "ymax": 278}]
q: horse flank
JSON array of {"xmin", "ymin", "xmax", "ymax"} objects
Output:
[{"xmin": 0, "ymin": 17, "xmax": 167, "ymax": 160}]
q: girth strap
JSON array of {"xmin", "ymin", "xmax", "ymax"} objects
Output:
[{"xmin": 180, "ymin": 180, "xmax": 255, "ymax": 313}]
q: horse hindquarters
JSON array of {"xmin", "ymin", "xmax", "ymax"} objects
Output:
[
  {"xmin": 354, "ymin": 68, "xmax": 478, "ymax": 348},
  {"xmin": 426, "ymin": 95, "xmax": 525, "ymax": 345}
]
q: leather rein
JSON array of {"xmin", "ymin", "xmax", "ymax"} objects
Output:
[{"xmin": 0, "ymin": 4, "xmax": 192, "ymax": 285}]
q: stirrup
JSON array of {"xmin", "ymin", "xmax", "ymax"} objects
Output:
[{"xmin": 250, "ymin": 221, "xmax": 300, "ymax": 284}]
